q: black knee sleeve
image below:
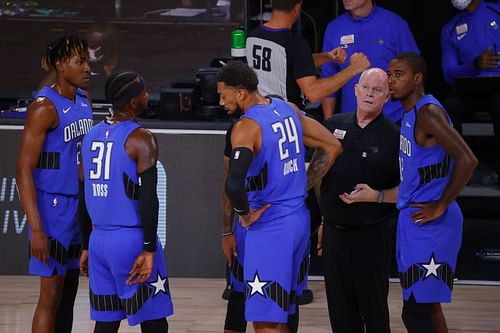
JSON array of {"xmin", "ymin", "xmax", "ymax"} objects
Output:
[
  {"xmin": 140, "ymin": 318, "xmax": 168, "ymax": 333},
  {"xmin": 94, "ymin": 321, "xmax": 120, "ymax": 333},
  {"xmin": 287, "ymin": 305, "xmax": 299, "ymax": 333},
  {"xmin": 224, "ymin": 291, "xmax": 247, "ymax": 332},
  {"xmin": 402, "ymin": 294, "xmax": 438, "ymax": 333},
  {"xmin": 55, "ymin": 268, "xmax": 80, "ymax": 333}
]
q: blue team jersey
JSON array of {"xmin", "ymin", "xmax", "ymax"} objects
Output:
[
  {"xmin": 398, "ymin": 95, "xmax": 455, "ymax": 209},
  {"xmin": 33, "ymin": 87, "xmax": 93, "ymax": 195},
  {"xmin": 242, "ymin": 98, "xmax": 307, "ymax": 223},
  {"xmin": 321, "ymin": 5, "xmax": 419, "ymax": 122},
  {"xmin": 82, "ymin": 120, "xmax": 141, "ymax": 228},
  {"xmin": 441, "ymin": 1, "xmax": 500, "ymax": 84}
]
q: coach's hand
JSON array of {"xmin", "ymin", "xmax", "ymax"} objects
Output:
[
  {"xmin": 30, "ymin": 229, "xmax": 50, "ymax": 264},
  {"xmin": 222, "ymin": 234, "xmax": 237, "ymax": 267},
  {"xmin": 126, "ymin": 251, "xmax": 155, "ymax": 285},
  {"xmin": 80, "ymin": 250, "xmax": 89, "ymax": 276},
  {"xmin": 239, "ymin": 204, "xmax": 271, "ymax": 228}
]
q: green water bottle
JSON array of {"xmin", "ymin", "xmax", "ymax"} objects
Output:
[{"xmin": 231, "ymin": 27, "xmax": 246, "ymax": 58}]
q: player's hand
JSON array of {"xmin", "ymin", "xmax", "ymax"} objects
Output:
[
  {"xmin": 476, "ymin": 48, "xmax": 500, "ymax": 69},
  {"xmin": 410, "ymin": 201, "xmax": 446, "ymax": 225},
  {"xmin": 316, "ymin": 223, "xmax": 324, "ymax": 256},
  {"xmin": 339, "ymin": 183, "xmax": 377, "ymax": 204},
  {"xmin": 222, "ymin": 234, "xmax": 238, "ymax": 267},
  {"xmin": 328, "ymin": 47, "xmax": 347, "ymax": 64},
  {"xmin": 239, "ymin": 204, "xmax": 271, "ymax": 228},
  {"xmin": 349, "ymin": 52, "xmax": 371, "ymax": 75},
  {"xmin": 30, "ymin": 230, "xmax": 50, "ymax": 264},
  {"xmin": 80, "ymin": 250, "xmax": 89, "ymax": 276},
  {"xmin": 126, "ymin": 251, "xmax": 155, "ymax": 285}
]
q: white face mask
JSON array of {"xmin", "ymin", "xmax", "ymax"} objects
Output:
[
  {"xmin": 88, "ymin": 46, "xmax": 103, "ymax": 63},
  {"xmin": 451, "ymin": 0, "xmax": 472, "ymax": 10}
]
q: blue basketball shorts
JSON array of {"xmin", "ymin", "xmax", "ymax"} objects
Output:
[
  {"xmin": 29, "ymin": 190, "xmax": 81, "ymax": 276},
  {"xmin": 397, "ymin": 201, "xmax": 463, "ymax": 303},
  {"xmin": 243, "ymin": 205, "xmax": 310, "ymax": 323},
  {"xmin": 88, "ymin": 228, "xmax": 174, "ymax": 326}
]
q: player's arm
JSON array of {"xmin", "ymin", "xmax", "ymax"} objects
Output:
[
  {"xmin": 221, "ymin": 123, "xmax": 238, "ymax": 265},
  {"xmin": 125, "ymin": 128, "xmax": 159, "ymax": 285},
  {"xmin": 296, "ymin": 52, "xmax": 370, "ymax": 103},
  {"xmin": 411, "ymin": 105, "xmax": 478, "ymax": 224},
  {"xmin": 16, "ymin": 98, "xmax": 58, "ymax": 264},
  {"xmin": 225, "ymin": 119, "xmax": 269, "ymax": 228},
  {"xmin": 289, "ymin": 105, "xmax": 342, "ymax": 190},
  {"xmin": 78, "ymin": 162, "xmax": 92, "ymax": 276}
]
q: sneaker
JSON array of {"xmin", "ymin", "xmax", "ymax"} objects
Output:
[{"xmin": 296, "ymin": 289, "xmax": 314, "ymax": 305}]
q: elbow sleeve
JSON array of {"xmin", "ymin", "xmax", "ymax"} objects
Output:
[
  {"xmin": 225, "ymin": 147, "xmax": 253, "ymax": 216},
  {"xmin": 139, "ymin": 165, "xmax": 159, "ymax": 252}
]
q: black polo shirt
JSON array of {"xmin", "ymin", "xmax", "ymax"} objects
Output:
[{"xmin": 320, "ymin": 112, "xmax": 400, "ymax": 228}]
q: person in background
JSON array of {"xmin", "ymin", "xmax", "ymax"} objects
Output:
[{"xmin": 321, "ymin": 0, "xmax": 419, "ymax": 122}]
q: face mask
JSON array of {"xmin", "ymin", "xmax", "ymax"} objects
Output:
[
  {"xmin": 88, "ymin": 46, "xmax": 103, "ymax": 63},
  {"xmin": 451, "ymin": 0, "xmax": 472, "ymax": 10}
]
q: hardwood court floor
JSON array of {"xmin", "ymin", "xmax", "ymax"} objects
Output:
[{"xmin": 0, "ymin": 276, "xmax": 499, "ymax": 332}]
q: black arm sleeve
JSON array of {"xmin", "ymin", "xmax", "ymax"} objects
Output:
[
  {"xmin": 78, "ymin": 181, "xmax": 92, "ymax": 250},
  {"xmin": 225, "ymin": 147, "xmax": 253, "ymax": 216},
  {"xmin": 139, "ymin": 165, "xmax": 159, "ymax": 252}
]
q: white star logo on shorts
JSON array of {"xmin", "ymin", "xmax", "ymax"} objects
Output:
[
  {"xmin": 247, "ymin": 272, "xmax": 269, "ymax": 297},
  {"xmin": 421, "ymin": 255, "xmax": 442, "ymax": 278},
  {"xmin": 149, "ymin": 273, "xmax": 167, "ymax": 295}
]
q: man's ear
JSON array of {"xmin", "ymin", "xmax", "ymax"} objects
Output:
[
  {"xmin": 414, "ymin": 72, "xmax": 423, "ymax": 85},
  {"xmin": 55, "ymin": 60, "xmax": 65, "ymax": 73},
  {"xmin": 237, "ymin": 89, "xmax": 247, "ymax": 102}
]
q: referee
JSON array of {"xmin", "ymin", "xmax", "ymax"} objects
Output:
[{"xmin": 315, "ymin": 68, "xmax": 399, "ymax": 333}]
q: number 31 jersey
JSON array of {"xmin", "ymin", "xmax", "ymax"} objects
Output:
[
  {"xmin": 242, "ymin": 98, "xmax": 307, "ymax": 223},
  {"xmin": 81, "ymin": 120, "xmax": 141, "ymax": 228}
]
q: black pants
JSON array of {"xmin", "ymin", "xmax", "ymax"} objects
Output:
[
  {"xmin": 442, "ymin": 89, "xmax": 500, "ymax": 176},
  {"xmin": 322, "ymin": 220, "xmax": 395, "ymax": 333}
]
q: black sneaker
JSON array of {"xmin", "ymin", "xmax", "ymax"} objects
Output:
[{"xmin": 296, "ymin": 289, "xmax": 313, "ymax": 305}]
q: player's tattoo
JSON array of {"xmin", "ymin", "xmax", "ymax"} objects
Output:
[{"xmin": 307, "ymin": 149, "xmax": 330, "ymax": 191}]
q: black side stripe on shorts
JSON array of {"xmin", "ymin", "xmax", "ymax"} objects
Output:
[
  {"xmin": 67, "ymin": 244, "xmax": 81, "ymax": 260},
  {"xmin": 245, "ymin": 163, "xmax": 268, "ymax": 192},
  {"xmin": 37, "ymin": 152, "xmax": 60, "ymax": 170},
  {"xmin": 399, "ymin": 264, "xmax": 425, "ymax": 289},
  {"xmin": 297, "ymin": 255, "xmax": 309, "ymax": 284},
  {"xmin": 49, "ymin": 239, "xmax": 67, "ymax": 265},
  {"xmin": 265, "ymin": 281, "xmax": 295, "ymax": 312},
  {"xmin": 89, "ymin": 289, "xmax": 123, "ymax": 312},
  {"xmin": 124, "ymin": 172, "xmax": 140, "ymax": 200},
  {"xmin": 418, "ymin": 156, "xmax": 450, "ymax": 184},
  {"xmin": 122, "ymin": 284, "xmax": 154, "ymax": 315}
]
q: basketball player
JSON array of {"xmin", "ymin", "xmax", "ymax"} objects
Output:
[
  {"xmin": 79, "ymin": 72, "xmax": 173, "ymax": 333},
  {"xmin": 387, "ymin": 52, "xmax": 477, "ymax": 333},
  {"xmin": 16, "ymin": 35, "xmax": 93, "ymax": 333},
  {"xmin": 218, "ymin": 61, "xmax": 342, "ymax": 333}
]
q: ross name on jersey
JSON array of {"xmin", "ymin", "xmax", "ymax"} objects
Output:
[
  {"xmin": 283, "ymin": 158, "xmax": 299, "ymax": 176},
  {"xmin": 64, "ymin": 118, "xmax": 93, "ymax": 143},
  {"xmin": 92, "ymin": 183, "xmax": 108, "ymax": 197}
]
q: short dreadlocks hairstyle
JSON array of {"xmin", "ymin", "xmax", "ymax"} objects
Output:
[{"xmin": 41, "ymin": 35, "xmax": 89, "ymax": 72}]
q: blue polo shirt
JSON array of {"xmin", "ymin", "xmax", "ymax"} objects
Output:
[
  {"xmin": 441, "ymin": 0, "xmax": 500, "ymax": 84},
  {"xmin": 321, "ymin": 5, "xmax": 419, "ymax": 122}
]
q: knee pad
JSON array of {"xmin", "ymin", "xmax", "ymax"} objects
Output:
[
  {"xmin": 94, "ymin": 321, "xmax": 120, "ymax": 333},
  {"xmin": 140, "ymin": 318, "xmax": 168, "ymax": 333},
  {"xmin": 224, "ymin": 291, "xmax": 247, "ymax": 332},
  {"xmin": 402, "ymin": 295, "xmax": 437, "ymax": 333}
]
